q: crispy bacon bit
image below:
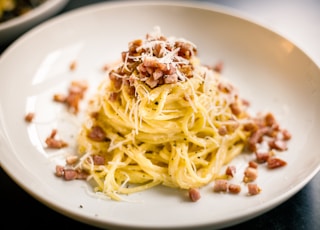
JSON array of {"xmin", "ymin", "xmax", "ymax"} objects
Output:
[
  {"xmin": 45, "ymin": 129, "xmax": 68, "ymax": 149},
  {"xmin": 138, "ymin": 58, "xmax": 180, "ymax": 88},
  {"xmin": 230, "ymin": 102, "xmax": 241, "ymax": 116},
  {"xmin": 65, "ymin": 169, "xmax": 87, "ymax": 180},
  {"xmin": 55, "ymin": 165, "xmax": 88, "ymax": 180},
  {"xmin": 282, "ymin": 129, "xmax": 292, "ymax": 141},
  {"xmin": 241, "ymin": 98, "xmax": 250, "ymax": 107},
  {"xmin": 87, "ymin": 126, "xmax": 106, "ymax": 141},
  {"xmin": 175, "ymin": 40, "xmax": 197, "ymax": 59},
  {"xmin": 53, "ymin": 93, "xmax": 67, "ymax": 102},
  {"xmin": 264, "ymin": 112, "xmax": 277, "ymax": 127},
  {"xmin": 247, "ymin": 183, "xmax": 261, "ymax": 195},
  {"xmin": 108, "ymin": 92, "xmax": 119, "ymax": 101},
  {"xmin": 55, "ymin": 165, "xmax": 64, "ymax": 177},
  {"xmin": 243, "ymin": 122, "xmax": 257, "ymax": 132},
  {"xmin": 213, "ymin": 179, "xmax": 228, "ymax": 193},
  {"xmin": 213, "ymin": 61, "xmax": 223, "ymax": 73},
  {"xmin": 188, "ymin": 188, "xmax": 201, "ymax": 202},
  {"xmin": 69, "ymin": 60, "xmax": 77, "ymax": 71},
  {"xmin": 66, "ymin": 155, "xmax": 78, "ymax": 165},
  {"xmin": 225, "ymin": 165, "xmax": 236, "ymax": 177},
  {"xmin": 248, "ymin": 129, "xmax": 264, "ymax": 152},
  {"xmin": 92, "ymin": 155, "xmax": 105, "ymax": 165},
  {"xmin": 108, "ymin": 30, "xmax": 197, "ymax": 90},
  {"xmin": 267, "ymin": 157, "xmax": 287, "ymax": 169},
  {"xmin": 24, "ymin": 112, "xmax": 35, "ymax": 122},
  {"xmin": 66, "ymin": 80, "xmax": 88, "ymax": 114},
  {"xmin": 109, "ymin": 72, "xmax": 123, "ymax": 90},
  {"xmin": 268, "ymin": 139, "xmax": 288, "ymax": 151},
  {"xmin": 243, "ymin": 167, "xmax": 258, "ymax": 183},
  {"xmin": 248, "ymin": 161, "xmax": 258, "ymax": 169},
  {"xmin": 218, "ymin": 126, "xmax": 228, "ymax": 136},
  {"xmin": 90, "ymin": 111, "xmax": 99, "ymax": 119},
  {"xmin": 255, "ymin": 150, "xmax": 272, "ymax": 163},
  {"xmin": 53, "ymin": 80, "xmax": 88, "ymax": 114},
  {"xmin": 63, "ymin": 169, "xmax": 78, "ymax": 180},
  {"xmin": 228, "ymin": 184, "xmax": 241, "ymax": 194},
  {"xmin": 247, "ymin": 112, "xmax": 291, "ymax": 156},
  {"xmin": 128, "ymin": 39, "xmax": 143, "ymax": 54}
]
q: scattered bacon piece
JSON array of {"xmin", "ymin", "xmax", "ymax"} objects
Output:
[
  {"xmin": 53, "ymin": 80, "xmax": 88, "ymax": 114},
  {"xmin": 246, "ymin": 112, "xmax": 291, "ymax": 156},
  {"xmin": 243, "ymin": 167, "xmax": 258, "ymax": 183},
  {"xmin": 248, "ymin": 161, "xmax": 258, "ymax": 169},
  {"xmin": 228, "ymin": 184, "xmax": 241, "ymax": 194},
  {"xmin": 241, "ymin": 98, "xmax": 250, "ymax": 107},
  {"xmin": 217, "ymin": 82, "xmax": 234, "ymax": 94},
  {"xmin": 243, "ymin": 122, "xmax": 257, "ymax": 132},
  {"xmin": 24, "ymin": 112, "xmax": 35, "ymax": 122},
  {"xmin": 282, "ymin": 129, "xmax": 292, "ymax": 141},
  {"xmin": 55, "ymin": 165, "xmax": 64, "ymax": 177},
  {"xmin": 247, "ymin": 183, "xmax": 261, "ymax": 195},
  {"xmin": 218, "ymin": 126, "xmax": 228, "ymax": 136},
  {"xmin": 55, "ymin": 165, "xmax": 88, "ymax": 180},
  {"xmin": 90, "ymin": 111, "xmax": 99, "ymax": 119},
  {"xmin": 87, "ymin": 125, "xmax": 106, "ymax": 142},
  {"xmin": 63, "ymin": 169, "xmax": 78, "ymax": 180},
  {"xmin": 213, "ymin": 179, "xmax": 228, "ymax": 193},
  {"xmin": 109, "ymin": 35, "xmax": 197, "ymax": 90},
  {"xmin": 230, "ymin": 102, "xmax": 241, "ymax": 116},
  {"xmin": 264, "ymin": 112, "xmax": 277, "ymax": 127},
  {"xmin": 137, "ymin": 57, "xmax": 180, "ymax": 88},
  {"xmin": 255, "ymin": 150, "xmax": 272, "ymax": 163},
  {"xmin": 66, "ymin": 80, "xmax": 88, "ymax": 114},
  {"xmin": 109, "ymin": 72, "xmax": 123, "ymax": 90},
  {"xmin": 248, "ymin": 130, "xmax": 263, "ymax": 152},
  {"xmin": 213, "ymin": 61, "xmax": 223, "ymax": 73},
  {"xmin": 268, "ymin": 139, "xmax": 288, "ymax": 151},
  {"xmin": 225, "ymin": 165, "xmax": 236, "ymax": 177},
  {"xmin": 267, "ymin": 157, "xmax": 287, "ymax": 169},
  {"xmin": 69, "ymin": 60, "xmax": 77, "ymax": 71},
  {"xmin": 188, "ymin": 188, "xmax": 201, "ymax": 202},
  {"xmin": 108, "ymin": 92, "xmax": 119, "ymax": 102},
  {"xmin": 53, "ymin": 94, "xmax": 67, "ymax": 102},
  {"xmin": 45, "ymin": 129, "xmax": 68, "ymax": 149},
  {"xmin": 92, "ymin": 155, "xmax": 105, "ymax": 165},
  {"xmin": 66, "ymin": 155, "xmax": 78, "ymax": 165}
]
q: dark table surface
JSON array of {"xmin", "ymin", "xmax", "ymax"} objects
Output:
[{"xmin": 1, "ymin": 0, "xmax": 320, "ymax": 229}]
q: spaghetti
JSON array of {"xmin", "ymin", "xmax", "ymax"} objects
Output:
[{"xmin": 57, "ymin": 27, "xmax": 289, "ymax": 201}]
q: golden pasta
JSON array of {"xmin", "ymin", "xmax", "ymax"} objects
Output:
[{"xmin": 56, "ymin": 27, "xmax": 290, "ymax": 201}]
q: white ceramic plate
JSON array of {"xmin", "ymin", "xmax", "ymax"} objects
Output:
[
  {"xmin": 1, "ymin": 1, "xmax": 320, "ymax": 229},
  {"xmin": 0, "ymin": 0, "xmax": 69, "ymax": 45}
]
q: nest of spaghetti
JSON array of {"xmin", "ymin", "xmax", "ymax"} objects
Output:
[{"xmin": 68, "ymin": 28, "xmax": 288, "ymax": 201}]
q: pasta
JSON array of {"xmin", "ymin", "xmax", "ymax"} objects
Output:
[
  {"xmin": 74, "ymin": 27, "xmax": 254, "ymax": 201},
  {"xmin": 57, "ymin": 27, "xmax": 289, "ymax": 201}
]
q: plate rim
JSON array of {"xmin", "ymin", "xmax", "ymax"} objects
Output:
[
  {"xmin": 0, "ymin": 0, "xmax": 69, "ymax": 44},
  {"xmin": 0, "ymin": 0, "xmax": 68, "ymax": 30}
]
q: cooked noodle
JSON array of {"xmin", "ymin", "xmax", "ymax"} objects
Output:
[{"xmin": 76, "ymin": 27, "xmax": 256, "ymax": 201}]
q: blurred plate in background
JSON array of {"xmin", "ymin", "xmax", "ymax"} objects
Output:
[{"xmin": 0, "ymin": 0, "xmax": 69, "ymax": 45}]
